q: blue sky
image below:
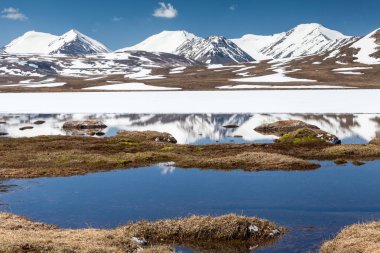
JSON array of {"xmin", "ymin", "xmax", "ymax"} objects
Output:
[{"xmin": 1, "ymin": 0, "xmax": 380, "ymax": 50}]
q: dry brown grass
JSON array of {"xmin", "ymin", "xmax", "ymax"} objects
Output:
[
  {"xmin": 0, "ymin": 213, "xmax": 284, "ymax": 253},
  {"xmin": 177, "ymin": 152, "xmax": 320, "ymax": 171},
  {"xmin": 2, "ymin": 57, "xmax": 380, "ymax": 92},
  {"xmin": 2, "ymin": 131, "xmax": 380, "ymax": 180},
  {"xmin": 123, "ymin": 214, "xmax": 285, "ymax": 244},
  {"xmin": 320, "ymin": 221, "xmax": 380, "ymax": 253},
  {"xmin": 0, "ymin": 133, "xmax": 323, "ymax": 180},
  {"xmin": 323, "ymin": 144, "xmax": 380, "ymax": 158},
  {"xmin": 369, "ymin": 138, "xmax": 380, "ymax": 146}
]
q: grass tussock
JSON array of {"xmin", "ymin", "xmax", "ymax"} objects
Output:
[
  {"xmin": 123, "ymin": 214, "xmax": 285, "ymax": 244},
  {"xmin": 324, "ymin": 144, "xmax": 380, "ymax": 158},
  {"xmin": 0, "ymin": 213, "xmax": 284, "ymax": 253},
  {"xmin": 369, "ymin": 138, "xmax": 380, "ymax": 146},
  {"xmin": 179, "ymin": 152, "xmax": 320, "ymax": 171},
  {"xmin": 320, "ymin": 221, "xmax": 380, "ymax": 253}
]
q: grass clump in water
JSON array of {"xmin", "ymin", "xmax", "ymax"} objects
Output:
[
  {"xmin": 0, "ymin": 213, "xmax": 285, "ymax": 253},
  {"xmin": 320, "ymin": 221, "xmax": 380, "ymax": 253}
]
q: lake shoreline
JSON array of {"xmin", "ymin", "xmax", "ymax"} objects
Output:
[{"xmin": 1, "ymin": 130, "xmax": 380, "ymax": 180}]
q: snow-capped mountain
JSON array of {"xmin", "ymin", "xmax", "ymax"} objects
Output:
[
  {"xmin": 4, "ymin": 29, "xmax": 110, "ymax": 55},
  {"xmin": 176, "ymin": 36, "xmax": 254, "ymax": 64},
  {"xmin": 350, "ymin": 28, "xmax": 380, "ymax": 64},
  {"xmin": 231, "ymin": 34, "xmax": 285, "ymax": 61},
  {"xmin": 233, "ymin": 23, "xmax": 354, "ymax": 60},
  {"xmin": 119, "ymin": 30, "xmax": 200, "ymax": 54},
  {"xmin": 4, "ymin": 31, "xmax": 59, "ymax": 55},
  {"xmin": 48, "ymin": 29, "xmax": 110, "ymax": 55},
  {"xmin": 0, "ymin": 50, "xmax": 198, "ymax": 77}
]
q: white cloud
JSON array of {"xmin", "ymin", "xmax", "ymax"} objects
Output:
[
  {"xmin": 112, "ymin": 17, "xmax": 123, "ymax": 22},
  {"xmin": 153, "ymin": 2, "xmax": 178, "ymax": 19},
  {"xmin": 229, "ymin": 5, "xmax": 237, "ymax": 11},
  {"xmin": 1, "ymin": 7, "xmax": 28, "ymax": 21}
]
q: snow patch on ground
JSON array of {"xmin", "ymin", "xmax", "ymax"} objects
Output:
[
  {"xmin": 169, "ymin": 66, "xmax": 186, "ymax": 74},
  {"xmin": 1, "ymin": 90, "xmax": 379, "ymax": 114},
  {"xmin": 230, "ymin": 68, "xmax": 317, "ymax": 83},
  {"xmin": 83, "ymin": 83, "xmax": 181, "ymax": 91},
  {"xmin": 125, "ymin": 68, "xmax": 166, "ymax": 80},
  {"xmin": 332, "ymin": 67, "xmax": 373, "ymax": 71},
  {"xmin": 335, "ymin": 71, "xmax": 364, "ymax": 75},
  {"xmin": 217, "ymin": 85, "xmax": 352, "ymax": 89},
  {"xmin": 207, "ymin": 64, "xmax": 244, "ymax": 69},
  {"xmin": 351, "ymin": 29, "xmax": 380, "ymax": 65}
]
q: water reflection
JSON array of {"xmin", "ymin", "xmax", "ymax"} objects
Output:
[
  {"xmin": 1, "ymin": 162, "xmax": 380, "ymax": 252},
  {"xmin": 0, "ymin": 113, "xmax": 380, "ymax": 144}
]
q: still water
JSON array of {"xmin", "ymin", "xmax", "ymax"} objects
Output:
[
  {"xmin": 1, "ymin": 162, "xmax": 380, "ymax": 252},
  {"xmin": 1, "ymin": 113, "xmax": 380, "ymax": 144}
]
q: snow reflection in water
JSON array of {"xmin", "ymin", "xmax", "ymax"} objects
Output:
[{"xmin": 0, "ymin": 113, "xmax": 379, "ymax": 144}]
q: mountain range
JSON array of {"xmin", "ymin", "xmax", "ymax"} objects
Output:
[
  {"xmin": 1, "ymin": 23, "xmax": 379, "ymax": 65},
  {"xmin": 4, "ymin": 29, "xmax": 110, "ymax": 55}
]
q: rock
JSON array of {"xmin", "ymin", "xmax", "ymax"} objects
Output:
[
  {"xmin": 269, "ymin": 229, "xmax": 281, "ymax": 236},
  {"xmin": 63, "ymin": 120, "xmax": 107, "ymax": 130},
  {"xmin": 131, "ymin": 237, "xmax": 147, "ymax": 246},
  {"xmin": 223, "ymin": 124, "xmax": 239, "ymax": 129},
  {"xmin": 19, "ymin": 126, "xmax": 34, "ymax": 131},
  {"xmin": 254, "ymin": 120, "xmax": 320, "ymax": 136},
  {"xmin": 0, "ymin": 121, "xmax": 6, "ymax": 124},
  {"xmin": 277, "ymin": 128, "xmax": 341, "ymax": 145},
  {"xmin": 248, "ymin": 224, "xmax": 259, "ymax": 233},
  {"xmin": 33, "ymin": 120, "xmax": 46, "ymax": 125},
  {"xmin": 0, "ymin": 132, "xmax": 8, "ymax": 136},
  {"xmin": 117, "ymin": 131, "xmax": 177, "ymax": 144}
]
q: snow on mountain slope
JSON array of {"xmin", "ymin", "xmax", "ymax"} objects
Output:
[
  {"xmin": 233, "ymin": 23, "xmax": 354, "ymax": 60},
  {"xmin": 231, "ymin": 34, "xmax": 284, "ymax": 61},
  {"xmin": 4, "ymin": 31, "xmax": 58, "ymax": 54},
  {"xmin": 119, "ymin": 31, "xmax": 200, "ymax": 53},
  {"xmin": 48, "ymin": 29, "xmax": 110, "ymax": 55},
  {"xmin": 261, "ymin": 23, "xmax": 353, "ymax": 59},
  {"xmin": 351, "ymin": 28, "xmax": 380, "ymax": 64},
  {"xmin": 4, "ymin": 30, "xmax": 110, "ymax": 55},
  {"xmin": 176, "ymin": 36, "xmax": 254, "ymax": 64}
]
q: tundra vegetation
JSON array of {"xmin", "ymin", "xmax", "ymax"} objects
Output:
[{"xmin": 0, "ymin": 213, "xmax": 285, "ymax": 253}]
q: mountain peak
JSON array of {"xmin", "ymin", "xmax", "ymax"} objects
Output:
[
  {"xmin": 4, "ymin": 29, "xmax": 110, "ymax": 55},
  {"xmin": 176, "ymin": 36, "xmax": 254, "ymax": 64},
  {"xmin": 291, "ymin": 23, "xmax": 350, "ymax": 40},
  {"xmin": 119, "ymin": 30, "xmax": 200, "ymax": 54},
  {"xmin": 48, "ymin": 29, "xmax": 110, "ymax": 55}
]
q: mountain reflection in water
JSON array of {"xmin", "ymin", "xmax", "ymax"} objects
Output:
[{"xmin": 0, "ymin": 113, "xmax": 379, "ymax": 144}]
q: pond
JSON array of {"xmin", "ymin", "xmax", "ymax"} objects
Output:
[
  {"xmin": 1, "ymin": 161, "xmax": 380, "ymax": 252},
  {"xmin": 0, "ymin": 113, "xmax": 379, "ymax": 144}
]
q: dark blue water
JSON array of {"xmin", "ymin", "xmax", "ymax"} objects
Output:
[{"xmin": 1, "ymin": 162, "xmax": 380, "ymax": 253}]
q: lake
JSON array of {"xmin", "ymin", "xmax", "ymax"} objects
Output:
[{"xmin": 1, "ymin": 161, "xmax": 380, "ymax": 252}]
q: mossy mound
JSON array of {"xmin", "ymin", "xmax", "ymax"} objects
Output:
[
  {"xmin": 277, "ymin": 128, "xmax": 341, "ymax": 145},
  {"xmin": 117, "ymin": 131, "xmax": 177, "ymax": 144},
  {"xmin": 255, "ymin": 120, "xmax": 320, "ymax": 136}
]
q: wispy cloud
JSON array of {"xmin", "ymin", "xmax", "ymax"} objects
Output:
[
  {"xmin": 153, "ymin": 2, "xmax": 178, "ymax": 19},
  {"xmin": 229, "ymin": 5, "xmax": 237, "ymax": 11},
  {"xmin": 1, "ymin": 7, "xmax": 28, "ymax": 21},
  {"xmin": 112, "ymin": 17, "xmax": 123, "ymax": 22}
]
